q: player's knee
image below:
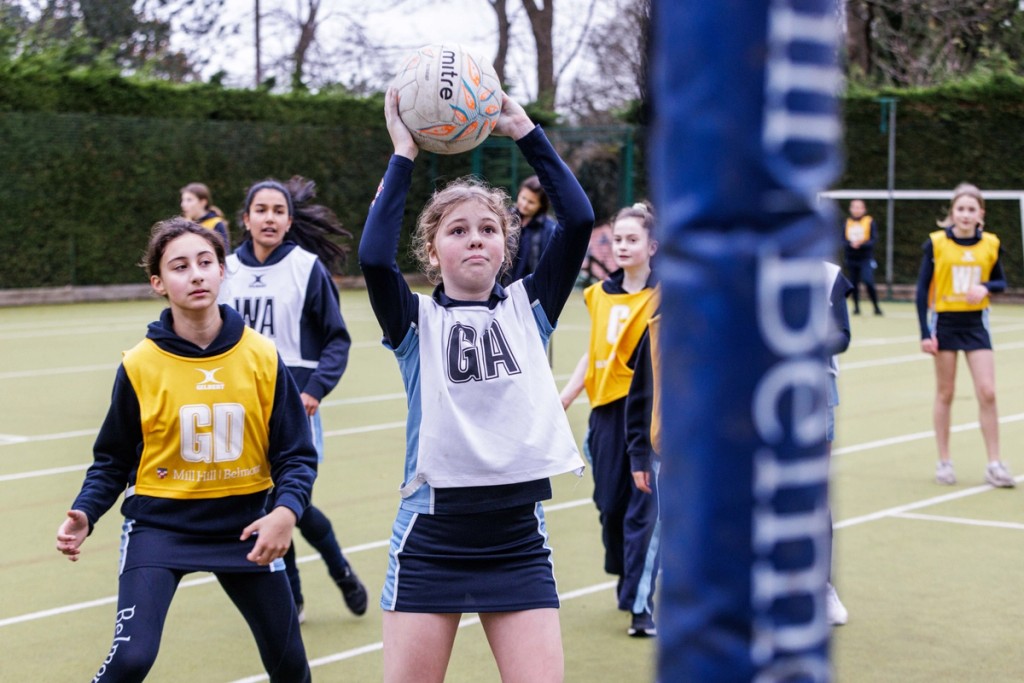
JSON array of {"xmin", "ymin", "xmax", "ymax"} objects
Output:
[
  {"xmin": 266, "ymin": 649, "xmax": 310, "ymax": 683},
  {"xmin": 94, "ymin": 640, "xmax": 159, "ymax": 682},
  {"xmin": 976, "ymin": 385, "xmax": 997, "ymax": 405}
]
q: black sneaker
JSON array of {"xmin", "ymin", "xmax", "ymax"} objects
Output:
[
  {"xmin": 337, "ymin": 565, "xmax": 368, "ymax": 616},
  {"xmin": 628, "ymin": 611, "xmax": 656, "ymax": 637}
]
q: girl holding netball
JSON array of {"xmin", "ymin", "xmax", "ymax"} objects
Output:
[
  {"xmin": 559, "ymin": 202, "xmax": 660, "ymax": 637},
  {"xmin": 916, "ymin": 183, "xmax": 1013, "ymax": 488},
  {"xmin": 56, "ymin": 218, "xmax": 316, "ymax": 682},
  {"xmin": 358, "ymin": 87, "xmax": 593, "ymax": 683},
  {"xmin": 220, "ymin": 176, "xmax": 368, "ymax": 622}
]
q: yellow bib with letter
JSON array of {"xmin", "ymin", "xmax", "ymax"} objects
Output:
[
  {"xmin": 123, "ymin": 327, "xmax": 278, "ymax": 499},
  {"xmin": 583, "ymin": 283, "xmax": 660, "ymax": 407},
  {"xmin": 929, "ymin": 230, "xmax": 999, "ymax": 313}
]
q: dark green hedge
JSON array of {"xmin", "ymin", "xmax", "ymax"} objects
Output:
[
  {"xmin": 0, "ymin": 111, "xmax": 397, "ymax": 286},
  {"xmin": 840, "ymin": 75, "xmax": 1024, "ymax": 286},
  {"xmin": 0, "ymin": 70, "xmax": 642, "ymax": 288},
  {"xmin": 3, "ymin": 70, "xmax": 1023, "ymax": 289}
]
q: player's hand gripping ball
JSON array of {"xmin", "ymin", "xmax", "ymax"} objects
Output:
[{"xmin": 390, "ymin": 44, "xmax": 502, "ymax": 155}]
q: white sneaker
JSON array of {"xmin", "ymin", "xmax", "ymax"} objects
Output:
[
  {"xmin": 985, "ymin": 461, "xmax": 1016, "ymax": 488},
  {"xmin": 826, "ymin": 583, "xmax": 848, "ymax": 626},
  {"xmin": 935, "ymin": 461, "xmax": 956, "ymax": 485}
]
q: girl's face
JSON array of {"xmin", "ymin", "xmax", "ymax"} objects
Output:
[
  {"xmin": 951, "ymin": 195, "xmax": 983, "ymax": 234},
  {"xmin": 849, "ymin": 200, "xmax": 866, "ymax": 219},
  {"xmin": 428, "ymin": 199, "xmax": 506, "ymax": 300},
  {"xmin": 244, "ymin": 188, "xmax": 292, "ymax": 260},
  {"xmin": 180, "ymin": 191, "xmax": 206, "ymax": 221},
  {"xmin": 516, "ymin": 188, "xmax": 542, "ymax": 221},
  {"xmin": 612, "ymin": 216, "xmax": 656, "ymax": 271},
  {"xmin": 150, "ymin": 232, "xmax": 224, "ymax": 312}
]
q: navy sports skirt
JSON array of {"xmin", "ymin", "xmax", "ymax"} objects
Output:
[
  {"xmin": 935, "ymin": 311, "xmax": 992, "ymax": 352},
  {"xmin": 381, "ymin": 503, "xmax": 560, "ymax": 613},
  {"xmin": 119, "ymin": 519, "xmax": 285, "ymax": 574}
]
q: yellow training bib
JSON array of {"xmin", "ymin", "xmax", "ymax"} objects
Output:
[
  {"xmin": 929, "ymin": 230, "xmax": 999, "ymax": 313},
  {"xmin": 123, "ymin": 328, "xmax": 279, "ymax": 499}
]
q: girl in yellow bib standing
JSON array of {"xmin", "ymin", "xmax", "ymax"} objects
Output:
[
  {"xmin": 55, "ymin": 218, "xmax": 317, "ymax": 681},
  {"xmin": 843, "ymin": 199, "xmax": 882, "ymax": 315},
  {"xmin": 560, "ymin": 202, "xmax": 660, "ymax": 636},
  {"xmin": 915, "ymin": 183, "xmax": 1014, "ymax": 488}
]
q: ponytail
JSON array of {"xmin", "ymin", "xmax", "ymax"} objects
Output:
[{"xmin": 241, "ymin": 176, "xmax": 352, "ymax": 273}]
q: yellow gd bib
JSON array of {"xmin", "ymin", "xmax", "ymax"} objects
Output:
[{"xmin": 123, "ymin": 327, "xmax": 278, "ymax": 499}]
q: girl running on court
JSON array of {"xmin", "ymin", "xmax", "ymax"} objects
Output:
[
  {"xmin": 559, "ymin": 202, "xmax": 660, "ymax": 637},
  {"xmin": 915, "ymin": 183, "xmax": 1013, "ymax": 488},
  {"xmin": 358, "ymin": 87, "xmax": 593, "ymax": 683},
  {"xmin": 220, "ymin": 176, "xmax": 368, "ymax": 622},
  {"xmin": 56, "ymin": 218, "xmax": 316, "ymax": 682},
  {"xmin": 180, "ymin": 181, "xmax": 230, "ymax": 248}
]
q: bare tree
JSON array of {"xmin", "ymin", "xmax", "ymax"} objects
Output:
[
  {"xmin": 486, "ymin": 0, "xmax": 511, "ymax": 82},
  {"xmin": 844, "ymin": 0, "xmax": 873, "ymax": 77},
  {"xmin": 520, "ymin": 0, "xmax": 555, "ymax": 107},
  {"xmin": 844, "ymin": 0, "xmax": 1021, "ymax": 86},
  {"xmin": 289, "ymin": 0, "xmax": 320, "ymax": 91},
  {"xmin": 563, "ymin": 0, "xmax": 645, "ymax": 122}
]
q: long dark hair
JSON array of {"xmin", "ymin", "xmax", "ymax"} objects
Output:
[{"xmin": 241, "ymin": 176, "xmax": 352, "ymax": 273}]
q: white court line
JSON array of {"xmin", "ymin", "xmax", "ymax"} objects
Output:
[
  {"xmin": 834, "ymin": 473, "xmax": 1024, "ymax": 530},
  {"xmin": 226, "ymin": 580, "xmax": 620, "ymax": 683},
  {"xmin": 2, "ymin": 501, "xmax": 602, "ymax": 628},
  {"xmin": 831, "ymin": 412, "xmax": 1024, "ymax": 456},
  {"xmin": 0, "ymin": 535, "xmax": 393, "ymax": 629},
  {"xmin": 322, "ymin": 422, "xmax": 406, "ymax": 438},
  {"xmin": 0, "ymin": 503, "xmax": 600, "ymax": 630},
  {"xmin": 891, "ymin": 512, "xmax": 1024, "ymax": 531},
  {"xmin": 849, "ymin": 322, "xmax": 1024, "ymax": 348},
  {"xmin": 0, "ymin": 421, "xmax": 409, "ymax": 479},
  {"xmin": 0, "ymin": 316, "xmax": 149, "ymax": 332},
  {"xmin": 842, "ymin": 340, "xmax": 1024, "ymax": 370},
  {"xmin": 321, "ymin": 392, "xmax": 405, "ymax": 407},
  {"xmin": 5, "ymin": 408, "xmax": 1023, "ymax": 481},
  {"xmin": 0, "ymin": 343, "xmax": 387, "ymax": 381},
  {"xmin": 0, "ymin": 363, "xmax": 118, "ymax": 380},
  {"xmin": 0, "ymin": 323, "xmax": 145, "ymax": 341},
  {"xmin": 0, "ymin": 464, "xmax": 89, "ymax": 482}
]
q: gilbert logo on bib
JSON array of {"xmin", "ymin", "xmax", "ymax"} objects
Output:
[{"xmin": 195, "ymin": 368, "xmax": 225, "ymax": 391}]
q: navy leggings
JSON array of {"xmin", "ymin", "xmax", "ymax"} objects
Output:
[
  {"xmin": 91, "ymin": 567, "xmax": 309, "ymax": 682},
  {"xmin": 587, "ymin": 398, "xmax": 661, "ymax": 613},
  {"xmin": 845, "ymin": 257, "xmax": 879, "ymax": 311}
]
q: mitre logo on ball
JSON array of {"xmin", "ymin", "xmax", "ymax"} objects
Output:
[{"xmin": 390, "ymin": 43, "xmax": 502, "ymax": 155}]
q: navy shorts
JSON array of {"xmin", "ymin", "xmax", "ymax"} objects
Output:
[
  {"xmin": 934, "ymin": 311, "xmax": 992, "ymax": 352},
  {"xmin": 381, "ymin": 503, "xmax": 559, "ymax": 613}
]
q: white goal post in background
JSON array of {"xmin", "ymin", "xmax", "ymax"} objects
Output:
[{"xmin": 820, "ymin": 189, "xmax": 1024, "ymax": 297}]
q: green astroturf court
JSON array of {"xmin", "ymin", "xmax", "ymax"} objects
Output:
[{"xmin": 2, "ymin": 291, "xmax": 1023, "ymax": 682}]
